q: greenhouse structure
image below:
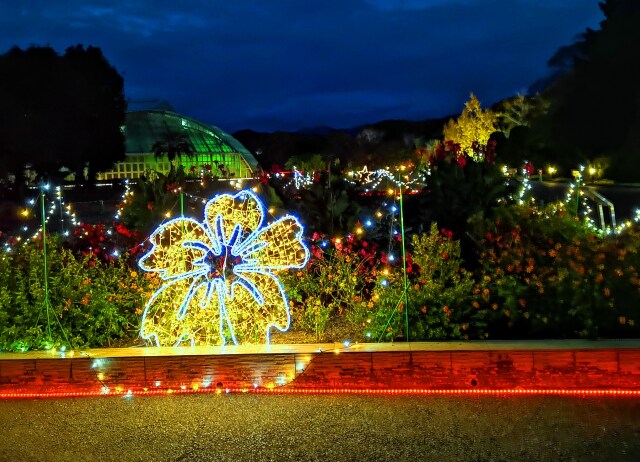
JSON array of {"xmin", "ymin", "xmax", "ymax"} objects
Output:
[{"xmin": 97, "ymin": 110, "xmax": 259, "ymax": 181}]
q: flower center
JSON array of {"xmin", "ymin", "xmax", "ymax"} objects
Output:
[{"xmin": 205, "ymin": 246, "xmax": 239, "ymax": 281}]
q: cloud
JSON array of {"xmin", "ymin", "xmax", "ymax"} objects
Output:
[{"xmin": 0, "ymin": 0, "xmax": 604, "ymax": 131}]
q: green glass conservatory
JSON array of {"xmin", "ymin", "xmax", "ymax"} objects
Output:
[{"xmin": 97, "ymin": 110, "xmax": 258, "ymax": 180}]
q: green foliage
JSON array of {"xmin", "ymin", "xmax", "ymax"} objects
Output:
[
  {"xmin": 281, "ymin": 168, "xmax": 361, "ymax": 236},
  {"xmin": 408, "ymin": 143, "xmax": 506, "ymax": 234},
  {"xmin": 365, "ymin": 223, "xmax": 478, "ymax": 341},
  {"xmin": 281, "ymin": 243, "xmax": 376, "ymax": 341},
  {"xmin": 152, "ymin": 132, "xmax": 196, "ymax": 177},
  {"xmin": 469, "ymin": 205, "xmax": 640, "ymax": 338},
  {"xmin": 284, "ymin": 154, "xmax": 326, "ymax": 172},
  {"xmin": 0, "ymin": 237, "xmax": 158, "ymax": 351},
  {"xmin": 119, "ymin": 168, "xmax": 188, "ymax": 233}
]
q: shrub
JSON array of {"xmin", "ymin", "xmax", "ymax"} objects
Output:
[
  {"xmin": 364, "ymin": 223, "xmax": 480, "ymax": 341},
  {"xmin": 0, "ymin": 236, "xmax": 159, "ymax": 351},
  {"xmin": 281, "ymin": 234, "xmax": 378, "ymax": 340},
  {"xmin": 407, "ymin": 140, "xmax": 506, "ymax": 235},
  {"xmin": 470, "ymin": 205, "xmax": 640, "ymax": 338}
]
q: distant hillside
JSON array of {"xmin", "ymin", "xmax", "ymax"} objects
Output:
[{"xmin": 233, "ymin": 116, "xmax": 450, "ymax": 170}]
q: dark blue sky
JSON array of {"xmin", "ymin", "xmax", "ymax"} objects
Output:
[{"xmin": 0, "ymin": 1, "xmax": 603, "ymax": 133}]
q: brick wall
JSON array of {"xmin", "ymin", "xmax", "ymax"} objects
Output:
[
  {"xmin": 1, "ymin": 348, "xmax": 639, "ymax": 396},
  {"xmin": 291, "ymin": 349, "xmax": 640, "ymax": 390}
]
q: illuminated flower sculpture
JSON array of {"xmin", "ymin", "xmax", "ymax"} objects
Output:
[{"xmin": 138, "ymin": 190, "xmax": 309, "ymax": 346}]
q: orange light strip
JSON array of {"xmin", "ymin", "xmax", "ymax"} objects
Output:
[{"xmin": 1, "ymin": 388, "xmax": 639, "ymax": 400}]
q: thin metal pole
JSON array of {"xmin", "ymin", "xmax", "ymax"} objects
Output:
[
  {"xmin": 328, "ymin": 161, "xmax": 333, "ymax": 236},
  {"xmin": 57, "ymin": 187, "xmax": 65, "ymax": 235},
  {"xmin": 398, "ymin": 176, "xmax": 409, "ymax": 342},
  {"xmin": 41, "ymin": 188, "xmax": 52, "ymax": 341},
  {"xmin": 575, "ymin": 176, "xmax": 581, "ymax": 216}
]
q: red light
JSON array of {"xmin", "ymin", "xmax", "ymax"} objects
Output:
[{"xmin": 1, "ymin": 387, "xmax": 639, "ymax": 400}]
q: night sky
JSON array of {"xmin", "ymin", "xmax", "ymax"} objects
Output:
[{"xmin": 0, "ymin": 1, "xmax": 603, "ymax": 133}]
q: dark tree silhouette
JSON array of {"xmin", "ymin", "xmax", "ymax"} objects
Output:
[
  {"xmin": 0, "ymin": 45, "xmax": 126, "ymax": 194},
  {"xmin": 534, "ymin": 0, "xmax": 640, "ymax": 180},
  {"xmin": 62, "ymin": 45, "xmax": 127, "ymax": 184}
]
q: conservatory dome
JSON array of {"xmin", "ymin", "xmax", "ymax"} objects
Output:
[{"xmin": 98, "ymin": 110, "xmax": 258, "ymax": 180}]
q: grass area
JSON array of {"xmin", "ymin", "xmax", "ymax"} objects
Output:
[{"xmin": 1, "ymin": 394, "xmax": 639, "ymax": 461}]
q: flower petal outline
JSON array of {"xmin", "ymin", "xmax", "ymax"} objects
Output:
[
  {"xmin": 140, "ymin": 275, "xmax": 217, "ymax": 347},
  {"xmin": 225, "ymin": 269, "xmax": 291, "ymax": 343},
  {"xmin": 236, "ymin": 215, "xmax": 310, "ymax": 271},
  {"xmin": 139, "ymin": 217, "xmax": 214, "ymax": 281},
  {"xmin": 204, "ymin": 190, "xmax": 265, "ymax": 250}
]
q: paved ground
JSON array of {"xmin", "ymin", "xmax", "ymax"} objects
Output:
[{"xmin": 0, "ymin": 394, "xmax": 639, "ymax": 462}]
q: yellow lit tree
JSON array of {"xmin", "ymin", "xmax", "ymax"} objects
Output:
[{"xmin": 442, "ymin": 93, "xmax": 498, "ymax": 159}]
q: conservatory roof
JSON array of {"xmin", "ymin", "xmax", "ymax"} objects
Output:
[{"xmin": 123, "ymin": 110, "xmax": 258, "ymax": 168}]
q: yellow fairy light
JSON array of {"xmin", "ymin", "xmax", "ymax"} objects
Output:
[{"xmin": 138, "ymin": 190, "xmax": 309, "ymax": 346}]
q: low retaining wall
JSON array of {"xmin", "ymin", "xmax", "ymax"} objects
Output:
[
  {"xmin": 0, "ymin": 343, "xmax": 639, "ymax": 397},
  {"xmin": 292, "ymin": 349, "xmax": 640, "ymax": 390}
]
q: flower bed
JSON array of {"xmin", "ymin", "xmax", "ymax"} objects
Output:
[{"xmin": 3, "ymin": 202, "xmax": 638, "ymax": 352}]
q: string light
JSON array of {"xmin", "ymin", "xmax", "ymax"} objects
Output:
[
  {"xmin": 2, "ymin": 185, "xmax": 80, "ymax": 250},
  {"xmin": 1, "ymin": 387, "xmax": 639, "ymax": 400},
  {"xmin": 344, "ymin": 165, "xmax": 426, "ymax": 194},
  {"xmin": 280, "ymin": 167, "xmax": 314, "ymax": 190},
  {"xmin": 517, "ymin": 170, "xmax": 532, "ymax": 205}
]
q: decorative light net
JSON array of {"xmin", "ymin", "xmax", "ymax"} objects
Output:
[{"xmin": 138, "ymin": 190, "xmax": 309, "ymax": 346}]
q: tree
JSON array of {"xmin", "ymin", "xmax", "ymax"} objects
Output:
[
  {"xmin": 494, "ymin": 94, "xmax": 549, "ymax": 138},
  {"xmin": 539, "ymin": 0, "xmax": 640, "ymax": 180},
  {"xmin": 152, "ymin": 131, "xmax": 196, "ymax": 178},
  {"xmin": 0, "ymin": 45, "xmax": 126, "ymax": 192},
  {"xmin": 62, "ymin": 45, "xmax": 127, "ymax": 184},
  {"xmin": 0, "ymin": 47, "xmax": 64, "ymax": 189},
  {"xmin": 442, "ymin": 94, "xmax": 498, "ymax": 159},
  {"xmin": 284, "ymin": 153, "xmax": 326, "ymax": 172}
]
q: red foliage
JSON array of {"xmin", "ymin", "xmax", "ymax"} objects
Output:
[{"xmin": 68, "ymin": 222, "xmax": 144, "ymax": 263}]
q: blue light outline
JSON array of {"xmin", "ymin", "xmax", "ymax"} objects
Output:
[
  {"xmin": 236, "ymin": 215, "xmax": 310, "ymax": 271},
  {"xmin": 138, "ymin": 217, "xmax": 212, "ymax": 281},
  {"xmin": 230, "ymin": 268, "xmax": 295, "ymax": 344},
  {"xmin": 205, "ymin": 190, "xmax": 266, "ymax": 251},
  {"xmin": 138, "ymin": 189, "xmax": 310, "ymax": 346}
]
